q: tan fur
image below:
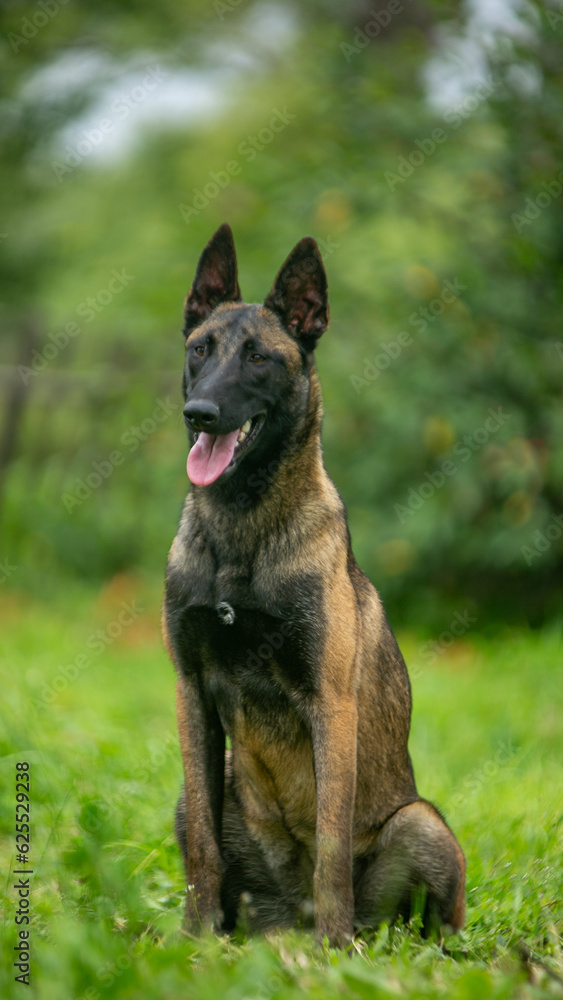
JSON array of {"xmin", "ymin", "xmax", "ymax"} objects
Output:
[{"xmin": 450, "ymin": 839, "xmax": 467, "ymax": 930}]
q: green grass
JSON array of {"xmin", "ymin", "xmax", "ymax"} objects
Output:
[{"xmin": 0, "ymin": 577, "xmax": 562, "ymax": 999}]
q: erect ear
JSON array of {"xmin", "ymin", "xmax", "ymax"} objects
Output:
[
  {"xmin": 263, "ymin": 236, "xmax": 329, "ymax": 350},
  {"xmin": 183, "ymin": 223, "xmax": 241, "ymax": 337}
]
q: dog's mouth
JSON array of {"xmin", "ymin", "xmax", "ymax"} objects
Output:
[{"xmin": 187, "ymin": 414, "xmax": 265, "ymax": 487}]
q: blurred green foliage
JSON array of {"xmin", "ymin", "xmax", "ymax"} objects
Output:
[{"xmin": 1, "ymin": 0, "xmax": 562, "ymax": 627}]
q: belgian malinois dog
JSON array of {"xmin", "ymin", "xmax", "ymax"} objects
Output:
[{"xmin": 163, "ymin": 223, "xmax": 465, "ymax": 947}]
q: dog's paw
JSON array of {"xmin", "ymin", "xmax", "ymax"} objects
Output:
[
  {"xmin": 315, "ymin": 902, "xmax": 355, "ymax": 950},
  {"xmin": 183, "ymin": 886, "xmax": 224, "ymax": 936},
  {"xmin": 182, "ymin": 904, "xmax": 224, "ymax": 937}
]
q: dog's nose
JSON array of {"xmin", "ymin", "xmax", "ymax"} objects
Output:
[{"xmin": 183, "ymin": 400, "xmax": 220, "ymax": 431}]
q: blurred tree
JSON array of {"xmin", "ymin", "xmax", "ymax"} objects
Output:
[{"xmin": 0, "ymin": 0, "xmax": 561, "ymax": 627}]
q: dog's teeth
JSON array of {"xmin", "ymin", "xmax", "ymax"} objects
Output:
[{"xmin": 237, "ymin": 419, "xmax": 252, "ymax": 444}]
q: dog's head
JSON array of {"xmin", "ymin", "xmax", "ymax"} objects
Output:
[{"xmin": 181, "ymin": 223, "xmax": 329, "ymax": 487}]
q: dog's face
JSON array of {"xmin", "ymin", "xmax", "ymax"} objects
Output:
[{"xmin": 182, "ymin": 224, "xmax": 329, "ymax": 487}]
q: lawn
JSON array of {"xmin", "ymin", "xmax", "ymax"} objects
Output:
[{"xmin": 0, "ymin": 575, "xmax": 561, "ymax": 999}]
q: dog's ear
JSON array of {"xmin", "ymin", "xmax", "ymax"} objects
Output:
[
  {"xmin": 183, "ymin": 223, "xmax": 241, "ymax": 337},
  {"xmin": 264, "ymin": 237, "xmax": 329, "ymax": 350}
]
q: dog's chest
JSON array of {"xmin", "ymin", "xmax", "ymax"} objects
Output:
[{"xmin": 188, "ymin": 604, "xmax": 307, "ymax": 734}]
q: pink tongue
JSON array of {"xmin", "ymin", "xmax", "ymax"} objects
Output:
[{"xmin": 187, "ymin": 429, "xmax": 240, "ymax": 486}]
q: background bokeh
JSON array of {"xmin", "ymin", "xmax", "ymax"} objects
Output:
[{"xmin": 1, "ymin": 0, "xmax": 562, "ymax": 627}]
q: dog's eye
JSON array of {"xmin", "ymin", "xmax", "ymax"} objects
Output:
[
  {"xmin": 249, "ymin": 353, "xmax": 265, "ymax": 363},
  {"xmin": 194, "ymin": 345, "xmax": 205, "ymax": 357}
]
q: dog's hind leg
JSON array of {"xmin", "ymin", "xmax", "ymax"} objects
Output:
[
  {"xmin": 354, "ymin": 799, "xmax": 465, "ymax": 935},
  {"xmin": 219, "ymin": 756, "xmax": 315, "ymax": 933}
]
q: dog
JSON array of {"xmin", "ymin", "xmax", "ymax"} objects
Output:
[{"xmin": 162, "ymin": 223, "xmax": 465, "ymax": 947}]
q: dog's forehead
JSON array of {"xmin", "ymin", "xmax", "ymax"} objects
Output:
[{"xmin": 187, "ymin": 303, "xmax": 302, "ymax": 364}]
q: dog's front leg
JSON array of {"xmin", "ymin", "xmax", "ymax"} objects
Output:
[
  {"xmin": 310, "ymin": 693, "xmax": 358, "ymax": 948},
  {"xmin": 176, "ymin": 674, "xmax": 225, "ymax": 933}
]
